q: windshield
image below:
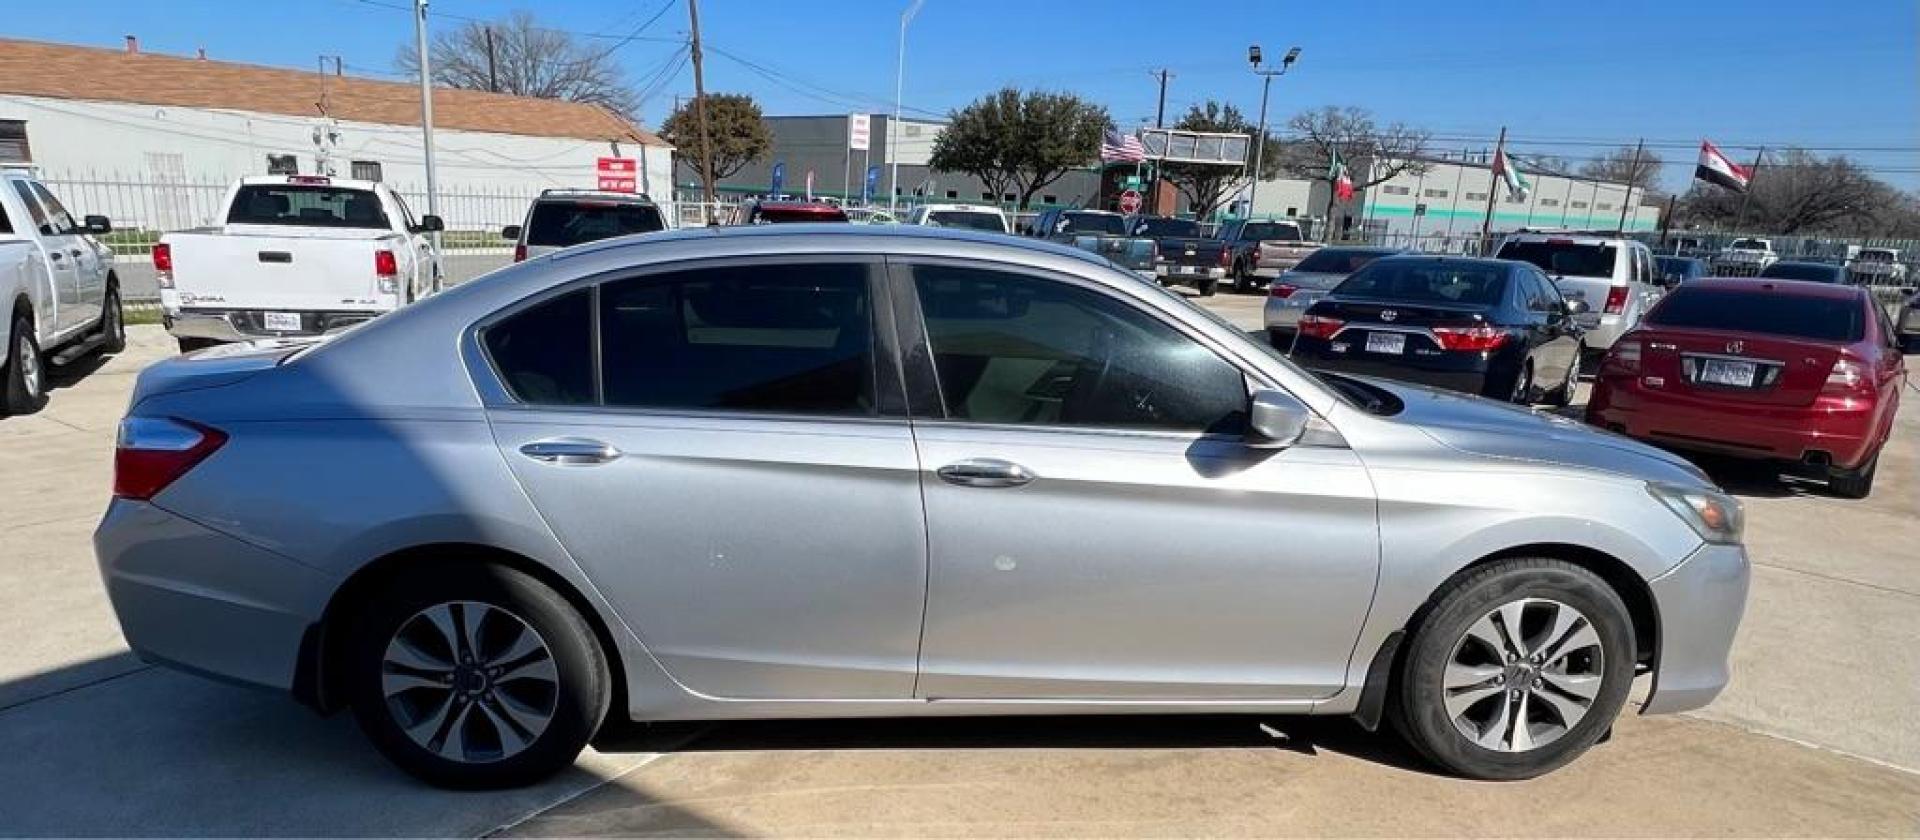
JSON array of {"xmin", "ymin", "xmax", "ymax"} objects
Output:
[
  {"xmin": 754, "ymin": 204, "xmax": 849, "ymax": 223},
  {"xmin": 1133, "ymin": 217, "xmax": 1202, "ymax": 238},
  {"xmin": 924, "ymin": 210, "xmax": 1007, "ymax": 232},
  {"xmin": 1656, "ymin": 257, "xmax": 1702, "ymax": 277},
  {"xmin": 1758, "ymin": 262, "xmax": 1844, "ymax": 283},
  {"xmin": 1858, "ymin": 250, "xmax": 1895, "ymax": 262},
  {"xmin": 1334, "ymin": 260, "xmax": 1509, "ymax": 307},
  {"xmin": 1729, "ymin": 238, "xmax": 1769, "ymax": 250},
  {"xmin": 1497, "ymin": 241, "xmax": 1618, "ymax": 277},
  {"xmin": 526, "ymin": 201, "xmax": 664, "ymax": 246},
  {"xmin": 1061, "ymin": 212, "xmax": 1128, "ymax": 235},
  {"xmin": 1240, "ymin": 222, "xmax": 1304, "ymax": 241},
  {"xmin": 1648, "ymin": 288, "xmax": 1864, "ymax": 342},
  {"xmin": 227, "ymin": 185, "xmax": 388, "ymax": 229},
  {"xmin": 1294, "ymin": 248, "xmax": 1397, "ymax": 275}
]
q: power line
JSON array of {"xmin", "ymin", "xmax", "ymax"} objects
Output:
[{"xmin": 341, "ymin": 0, "xmax": 683, "ymax": 44}]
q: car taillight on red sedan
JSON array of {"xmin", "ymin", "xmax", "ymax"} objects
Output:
[
  {"xmin": 1602, "ymin": 336, "xmax": 1642, "ymax": 374},
  {"xmin": 1297, "ymin": 313, "xmax": 1343, "ymax": 340},
  {"xmin": 114, "ymin": 417, "xmax": 227, "ymax": 501},
  {"xmin": 1823, "ymin": 357, "xmax": 1872, "ymax": 397},
  {"xmin": 1431, "ymin": 325, "xmax": 1510, "ymax": 352}
]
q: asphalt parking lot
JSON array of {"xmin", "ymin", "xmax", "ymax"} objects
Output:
[{"xmin": 1, "ymin": 299, "xmax": 1916, "ymax": 836}]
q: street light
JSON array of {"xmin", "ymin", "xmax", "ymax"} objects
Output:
[
  {"xmin": 1247, "ymin": 44, "xmax": 1300, "ymax": 218},
  {"xmin": 889, "ymin": 0, "xmax": 927, "ymax": 213}
]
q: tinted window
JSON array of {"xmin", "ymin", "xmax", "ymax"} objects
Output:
[
  {"xmin": 600, "ymin": 263, "xmax": 875, "ymax": 414},
  {"xmin": 28, "ymin": 183, "xmax": 76, "ymax": 234},
  {"xmin": 750, "ymin": 204, "xmax": 848, "ymax": 223},
  {"xmin": 912, "ymin": 265, "xmax": 1247, "ymax": 433},
  {"xmin": 923, "ymin": 211, "xmax": 1007, "ymax": 232},
  {"xmin": 1758, "ymin": 262, "xmax": 1845, "ymax": 283},
  {"xmin": 485, "ymin": 289, "xmax": 594, "ymax": 405},
  {"xmin": 1293, "ymin": 248, "xmax": 1397, "ymax": 274},
  {"xmin": 1059, "ymin": 213, "xmax": 1127, "ymax": 235},
  {"xmin": 1497, "ymin": 241, "xmax": 1618, "ymax": 278},
  {"xmin": 1240, "ymin": 222, "xmax": 1304, "ymax": 241},
  {"xmin": 1730, "ymin": 238, "xmax": 1768, "ymax": 250},
  {"xmin": 1132, "ymin": 217, "xmax": 1201, "ymax": 237},
  {"xmin": 227, "ymin": 185, "xmax": 389, "ymax": 228},
  {"xmin": 1333, "ymin": 261, "xmax": 1509, "ymax": 307},
  {"xmin": 1656, "ymin": 257, "xmax": 1703, "ymax": 280},
  {"xmin": 526, "ymin": 201, "xmax": 665, "ymax": 247},
  {"xmin": 1648, "ymin": 288, "xmax": 1864, "ymax": 342}
]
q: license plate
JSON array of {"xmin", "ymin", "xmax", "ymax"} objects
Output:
[
  {"xmin": 1699, "ymin": 358, "xmax": 1757, "ymax": 387},
  {"xmin": 1176, "ymin": 266, "xmax": 1195, "ymax": 275},
  {"xmin": 263, "ymin": 312, "xmax": 302, "ymax": 332},
  {"xmin": 1365, "ymin": 332, "xmax": 1406, "ymax": 355}
]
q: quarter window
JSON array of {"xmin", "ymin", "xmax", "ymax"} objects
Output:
[
  {"xmin": 484, "ymin": 289, "xmax": 595, "ymax": 405},
  {"xmin": 910, "ymin": 264, "xmax": 1247, "ymax": 433}
]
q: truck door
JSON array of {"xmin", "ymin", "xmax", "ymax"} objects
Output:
[
  {"xmin": 29, "ymin": 182, "xmax": 104, "ymax": 328},
  {"xmin": 8, "ymin": 181, "xmax": 85, "ymax": 333}
]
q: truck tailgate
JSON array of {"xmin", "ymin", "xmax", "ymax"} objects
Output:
[{"xmin": 169, "ymin": 228, "xmax": 399, "ymax": 312}]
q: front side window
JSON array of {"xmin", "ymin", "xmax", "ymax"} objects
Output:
[
  {"xmin": 10, "ymin": 182, "xmax": 49, "ymax": 233},
  {"xmin": 911, "ymin": 264, "xmax": 1247, "ymax": 434},
  {"xmin": 28, "ymin": 183, "xmax": 76, "ymax": 234},
  {"xmin": 599, "ymin": 263, "xmax": 875, "ymax": 415}
]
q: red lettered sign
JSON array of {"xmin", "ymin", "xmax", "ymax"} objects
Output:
[
  {"xmin": 1118, "ymin": 189, "xmax": 1143, "ymax": 214},
  {"xmin": 596, "ymin": 157, "xmax": 638, "ymax": 193}
]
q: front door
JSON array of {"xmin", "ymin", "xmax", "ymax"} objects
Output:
[
  {"xmin": 28, "ymin": 182, "xmax": 102, "ymax": 330},
  {"xmin": 896, "ymin": 261, "xmax": 1380, "ymax": 701},
  {"xmin": 481, "ymin": 259, "xmax": 928, "ymax": 700}
]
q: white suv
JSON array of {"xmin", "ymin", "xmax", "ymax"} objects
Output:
[
  {"xmin": 1495, "ymin": 232, "xmax": 1662, "ymax": 356},
  {"xmin": 503, "ymin": 190, "xmax": 667, "ymax": 263},
  {"xmin": 906, "ymin": 203, "xmax": 1011, "ymax": 234}
]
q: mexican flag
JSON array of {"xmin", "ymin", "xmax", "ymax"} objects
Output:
[
  {"xmin": 1330, "ymin": 150, "xmax": 1355, "ymax": 202},
  {"xmin": 1492, "ymin": 146, "xmax": 1530, "ymax": 201}
]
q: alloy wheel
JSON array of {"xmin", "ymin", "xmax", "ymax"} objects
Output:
[
  {"xmin": 1510, "ymin": 364, "xmax": 1533, "ymax": 403},
  {"xmin": 16, "ymin": 333, "xmax": 40, "ymax": 398},
  {"xmin": 1442, "ymin": 597, "xmax": 1605, "ymax": 752},
  {"xmin": 381, "ymin": 600, "xmax": 559, "ymax": 764}
]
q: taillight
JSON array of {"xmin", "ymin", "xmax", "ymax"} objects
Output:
[
  {"xmin": 1824, "ymin": 358, "xmax": 1871, "ymax": 396},
  {"xmin": 1297, "ymin": 313, "xmax": 1344, "ymax": 340},
  {"xmin": 1218, "ymin": 247, "xmax": 1232, "ymax": 268},
  {"xmin": 1604, "ymin": 337, "xmax": 1642, "ymax": 374},
  {"xmin": 1604, "ymin": 286, "xmax": 1629, "ymax": 315},
  {"xmin": 1431, "ymin": 325, "xmax": 1511, "ymax": 352},
  {"xmin": 152, "ymin": 243, "xmax": 174, "ymax": 289},
  {"xmin": 114, "ymin": 417, "xmax": 227, "ymax": 501},
  {"xmin": 374, "ymin": 250, "xmax": 399, "ymax": 277},
  {"xmin": 1253, "ymin": 244, "xmax": 1264, "ymax": 263},
  {"xmin": 1269, "ymin": 283, "xmax": 1299, "ymax": 298},
  {"xmin": 513, "ymin": 244, "xmax": 528, "ymax": 263}
]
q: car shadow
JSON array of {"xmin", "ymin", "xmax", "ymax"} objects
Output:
[{"xmin": 44, "ymin": 351, "xmax": 111, "ymax": 391}]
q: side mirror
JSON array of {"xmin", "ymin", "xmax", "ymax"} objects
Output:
[
  {"xmin": 412, "ymin": 215, "xmax": 445, "ymax": 234},
  {"xmin": 1246, "ymin": 388, "xmax": 1310, "ymax": 449},
  {"xmin": 500, "ymin": 225, "xmax": 522, "ymax": 241},
  {"xmin": 83, "ymin": 215, "xmax": 112, "ymax": 235}
]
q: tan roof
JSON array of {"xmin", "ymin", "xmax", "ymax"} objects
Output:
[{"xmin": 0, "ymin": 37, "xmax": 668, "ymax": 147}]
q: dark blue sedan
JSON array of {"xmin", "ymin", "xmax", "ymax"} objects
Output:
[{"xmin": 1655, "ymin": 256, "xmax": 1709, "ymax": 285}]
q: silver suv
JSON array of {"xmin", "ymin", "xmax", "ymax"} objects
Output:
[
  {"xmin": 97, "ymin": 226, "xmax": 1748, "ymax": 789},
  {"xmin": 1496, "ymin": 232, "xmax": 1663, "ymax": 357}
]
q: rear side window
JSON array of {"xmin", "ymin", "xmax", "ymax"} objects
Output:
[
  {"xmin": 227, "ymin": 185, "xmax": 389, "ymax": 228},
  {"xmin": 1648, "ymin": 289, "xmax": 1865, "ymax": 343},
  {"xmin": 484, "ymin": 289, "xmax": 594, "ymax": 405},
  {"xmin": 1240, "ymin": 222, "xmax": 1303, "ymax": 241},
  {"xmin": 1497, "ymin": 241, "xmax": 1618, "ymax": 278},
  {"xmin": 1059, "ymin": 213, "xmax": 1127, "ymax": 235},
  {"xmin": 599, "ymin": 263, "xmax": 875, "ymax": 415},
  {"xmin": 1334, "ymin": 261, "xmax": 1509, "ymax": 307},
  {"xmin": 526, "ymin": 201, "xmax": 664, "ymax": 247}
]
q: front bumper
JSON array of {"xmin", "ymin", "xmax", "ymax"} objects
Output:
[
  {"xmin": 94, "ymin": 499, "xmax": 335, "ymax": 692},
  {"xmin": 1642, "ymin": 542, "xmax": 1750, "ymax": 714},
  {"xmin": 166, "ymin": 309, "xmax": 383, "ymax": 343}
]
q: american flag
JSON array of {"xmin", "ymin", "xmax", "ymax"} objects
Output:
[{"xmin": 1101, "ymin": 128, "xmax": 1147, "ymax": 163}]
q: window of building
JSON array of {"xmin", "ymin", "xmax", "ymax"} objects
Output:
[
  {"xmin": 1424, "ymin": 189, "xmax": 1449, "ymax": 198},
  {"xmin": 1597, "ymin": 202, "xmax": 1613, "ymax": 211},
  {"xmin": 1465, "ymin": 192, "xmax": 1488, "ymax": 201},
  {"xmin": 350, "ymin": 160, "xmax": 384, "ymax": 182},
  {"xmin": 1285, "ymin": 207, "xmax": 1298, "ymax": 217},
  {"xmin": 0, "ymin": 120, "xmax": 30, "ymax": 164},
  {"xmin": 1541, "ymin": 198, "xmax": 1561, "ymax": 207},
  {"xmin": 945, "ymin": 189, "xmax": 958, "ymax": 199},
  {"xmin": 266, "ymin": 154, "xmax": 299, "ymax": 175},
  {"xmin": 982, "ymin": 192, "xmax": 995, "ymax": 201},
  {"xmin": 1382, "ymin": 185, "xmax": 1411, "ymax": 196},
  {"xmin": 1042, "ymin": 195, "xmax": 1057, "ymax": 205},
  {"xmin": 1003, "ymin": 193, "xmax": 1016, "ymax": 203},
  {"xmin": 1571, "ymin": 201, "xmax": 1588, "ymax": 209}
]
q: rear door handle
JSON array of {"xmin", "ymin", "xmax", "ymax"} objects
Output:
[
  {"xmin": 936, "ymin": 458, "xmax": 1035, "ymax": 488},
  {"xmin": 519, "ymin": 438, "xmax": 621, "ymax": 465}
]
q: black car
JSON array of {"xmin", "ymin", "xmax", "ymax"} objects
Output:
[
  {"xmin": 1290, "ymin": 256, "xmax": 1587, "ymax": 405},
  {"xmin": 1654, "ymin": 256, "xmax": 1710, "ymax": 285},
  {"xmin": 1757, "ymin": 260, "xmax": 1848, "ymax": 284}
]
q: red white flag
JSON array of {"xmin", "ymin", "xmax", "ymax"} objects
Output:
[
  {"xmin": 1694, "ymin": 141, "xmax": 1752, "ymax": 192},
  {"xmin": 1330, "ymin": 149, "xmax": 1355, "ymax": 202}
]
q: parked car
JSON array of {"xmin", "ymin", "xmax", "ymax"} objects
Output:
[
  {"xmin": 1587, "ymin": 279, "xmax": 1905, "ymax": 498},
  {"xmin": 1495, "ymin": 232, "xmax": 1661, "ymax": 359},
  {"xmin": 1756, "ymin": 260, "xmax": 1848, "ymax": 284},
  {"xmin": 1900, "ymin": 290, "xmax": 1920, "ymax": 352},
  {"xmin": 156, "ymin": 175, "xmax": 443, "ymax": 353},
  {"xmin": 1127, "ymin": 215, "xmax": 1229, "ymax": 295},
  {"xmin": 1265, "ymin": 246, "xmax": 1406, "ymax": 344},
  {"xmin": 1848, "ymin": 248, "xmax": 1908, "ymax": 285},
  {"xmin": 1291, "ymin": 256, "xmax": 1587, "ymax": 405},
  {"xmin": 1654, "ymin": 256, "xmax": 1709, "ymax": 286},
  {"xmin": 0, "ymin": 170, "xmax": 124, "ymax": 414},
  {"xmin": 97, "ymin": 225, "xmax": 1745, "ymax": 789},
  {"xmin": 1023, "ymin": 208, "xmax": 1155, "ymax": 279},
  {"xmin": 503, "ymin": 190, "xmax": 666, "ymax": 263},
  {"xmin": 728, "ymin": 199, "xmax": 849, "ymax": 224},
  {"xmin": 1710, "ymin": 238, "xmax": 1778, "ymax": 277},
  {"xmin": 1219, "ymin": 218, "xmax": 1323, "ymax": 293},
  {"xmin": 906, "ymin": 203, "xmax": 1010, "ymax": 234}
]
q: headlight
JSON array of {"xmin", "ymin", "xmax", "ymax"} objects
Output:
[{"xmin": 1647, "ymin": 482, "xmax": 1744, "ymax": 545}]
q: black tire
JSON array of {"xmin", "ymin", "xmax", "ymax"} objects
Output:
[
  {"xmin": 1829, "ymin": 451, "xmax": 1878, "ymax": 499},
  {"xmin": 99, "ymin": 286, "xmax": 126, "ymax": 355},
  {"xmin": 1196, "ymin": 276, "xmax": 1218, "ymax": 297},
  {"xmin": 1232, "ymin": 261, "xmax": 1255, "ymax": 294},
  {"xmin": 1391, "ymin": 558, "xmax": 1636, "ymax": 780},
  {"xmin": 345, "ymin": 562, "xmax": 612, "ymax": 789},
  {"xmin": 1489, "ymin": 361, "xmax": 1532, "ymax": 404},
  {"xmin": 176, "ymin": 337, "xmax": 219, "ymax": 354},
  {"xmin": 3, "ymin": 314, "xmax": 47, "ymax": 416},
  {"xmin": 1543, "ymin": 344, "xmax": 1583, "ymax": 407}
]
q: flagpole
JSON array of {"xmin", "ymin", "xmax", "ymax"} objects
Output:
[
  {"xmin": 1478, "ymin": 127, "xmax": 1506, "ymax": 255},
  {"xmin": 1732, "ymin": 146, "xmax": 1764, "ymax": 234}
]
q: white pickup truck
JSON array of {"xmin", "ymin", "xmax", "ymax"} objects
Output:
[
  {"xmin": 157, "ymin": 175, "xmax": 442, "ymax": 352},
  {"xmin": 1710, "ymin": 237, "xmax": 1778, "ymax": 277},
  {"xmin": 0, "ymin": 170, "xmax": 125, "ymax": 415}
]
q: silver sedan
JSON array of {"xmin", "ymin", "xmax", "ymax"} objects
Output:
[
  {"xmin": 1263, "ymin": 246, "xmax": 1407, "ymax": 345},
  {"xmin": 96, "ymin": 226, "xmax": 1748, "ymax": 789}
]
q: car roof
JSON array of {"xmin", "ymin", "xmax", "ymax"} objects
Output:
[
  {"xmin": 236, "ymin": 175, "xmax": 382, "ymax": 189},
  {"xmin": 919, "ymin": 203, "xmax": 1004, "ymax": 214},
  {"xmin": 535, "ymin": 190, "xmax": 655, "ymax": 204},
  {"xmin": 563, "ymin": 221, "xmax": 1108, "ymax": 265},
  {"xmin": 1371, "ymin": 254, "xmax": 1514, "ymax": 270},
  {"xmin": 1765, "ymin": 260, "xmax": 1844, "ymax": 271},
  {"xmin": 1684, "ymin": 277, "xmax": 1864, "ymax": 300},
  {"xmin": 1502, "ymin": 232, "xmax": 1639, "ymax": 246}
]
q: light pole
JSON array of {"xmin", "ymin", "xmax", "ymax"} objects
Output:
[
  {"xmin": 889, "ymin": 0, "xmax": 926, "ymax": 213},
  {"xmin": 1246, "ymin": 45, "xmax": 1299, "ymax": 218},
  {"xmin": 413, "ymin": 0, "xmax": 441, "ymax": 272}
]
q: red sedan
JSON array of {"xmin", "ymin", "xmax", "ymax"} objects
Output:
[{"xmin": 1587, "ymin": 278, "xmax": 1906, "ymax": 498}]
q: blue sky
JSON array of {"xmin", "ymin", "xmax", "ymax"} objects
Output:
[{"xmin": 9, "ymin": 0, "xmax": 1917, "ymax": 190}]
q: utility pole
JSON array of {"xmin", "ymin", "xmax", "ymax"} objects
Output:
[
  {"xmin": 484, "ymin": 26, "xmax": 499, "ymax": 92},
  {"xmin": 1615, "ymin": 137, "xmax": 1643, "ymax": 233},
  {"xmin": 1151, "ymin": 69, "xmax": 1172, "ymax": 127},
  {"xmin": 890, "ymin": 0, "xmax": 927, "ymax": 213},
  {"xmin": 1478, "ymin": 126, "xmax": 1506, "ymax": 254},
  {"xmin": 687, "ymin": 0, "xmax": 716, "ymax": 224},
  {"xmin": 412, "ymin": 0, "xmax": 440, "ymax": 258},
  {"xmin": 1732, "ymin": 147, "xmax": 1764, "ymax": 234}
]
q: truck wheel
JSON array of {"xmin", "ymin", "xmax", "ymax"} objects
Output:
[
  {"xmin": 100, "ymin": 288, "xmax": 127, "ymax": 355},
  {"xmin": 3, "ymin": 315, "xmax": 48, "ymax": 416},
  {"xmin": 1232, "ymin": 262, "xmax": 1254, "ymax": 294},
  {"xmin": 1196, "ymin": 276, "xmax": 1218, "ymax": 297}
]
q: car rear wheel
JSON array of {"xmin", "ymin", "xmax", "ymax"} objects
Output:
[
  {"xmin": 1392, "ymin": 558, "xmax": 1635, "ymax": 780},
  {"xmin": 1233, "ymin": 261, "xmax": 1255, "ymax": 294},
  {"xmin": 1829, "ymin": 452, "xmax": 1878, "ymax": 499},
  {"xmin": 1543, "ymin": 345, "xmax": 1583, "ymax": 407},
  {"xmin": 3, "ymin": 315, "xmax": 47, "ymax": 416},
  {"xmin": 345, "ymin": 562, "xmax": 611, "ymax": 789},
  {"xmin": 1495, "ymin": 361, "xmax": 1533, "ymax": 404}
]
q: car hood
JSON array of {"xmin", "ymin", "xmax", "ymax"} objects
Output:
[{"xmin": 1365, "ymin": 377, "xmax": 1713, "ymax": 488}]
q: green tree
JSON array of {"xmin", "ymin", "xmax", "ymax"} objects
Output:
[
  {"xmin": 1159, "ymin": 101, "xmax": 1284, "ymax": 220},
  {"xmin": 930, "ymin": 88, "xmax": 1110, "ymax": 209},
  {"xmin": 662, "ymin": 93, "xmax": 774, "ymax": 186}
]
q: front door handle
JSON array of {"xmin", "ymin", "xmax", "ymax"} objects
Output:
[
  {"xmin": 936, "ymin": 458, "xmax": 1035, "ymax": 488},
  {"xmin": 519, "ymin": 438, "xmax": 621, "ymax": 465}
]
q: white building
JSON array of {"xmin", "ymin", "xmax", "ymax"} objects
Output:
[{"xmin": 0, "ymin": 36, "xmax": 674, "ymax": 232}]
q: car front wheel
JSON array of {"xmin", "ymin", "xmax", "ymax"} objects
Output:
[
  {"xmin": 3, "ymin": 315, "xmax": 47, "ymax": 415},
  {"xmin": 346, "ymin": 562, "xmax": 612, "ymax": 789},
  {"xmin": 1392, "ymin": 558, "xmax": 1636, "ymax": 780}
]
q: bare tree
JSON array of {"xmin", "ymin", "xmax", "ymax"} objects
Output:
[
  {"xmin": 1676, "ymin": 149, "xmax": 1894, "ymax": 235},
  {"xmin": 397, "ymin": 11, "xmax": 639, "ymax": 115},
  {"xmin": 1277, "ymin": 106, "xmax": 1430, "ymax": 224},
  {"xmin": 1156, "ymin": 101, "xmax": 1284, "ymax": 219},
  {"xmin": 1579, "ymin": 145, "xmax": 1665, "ymax": 192}
]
